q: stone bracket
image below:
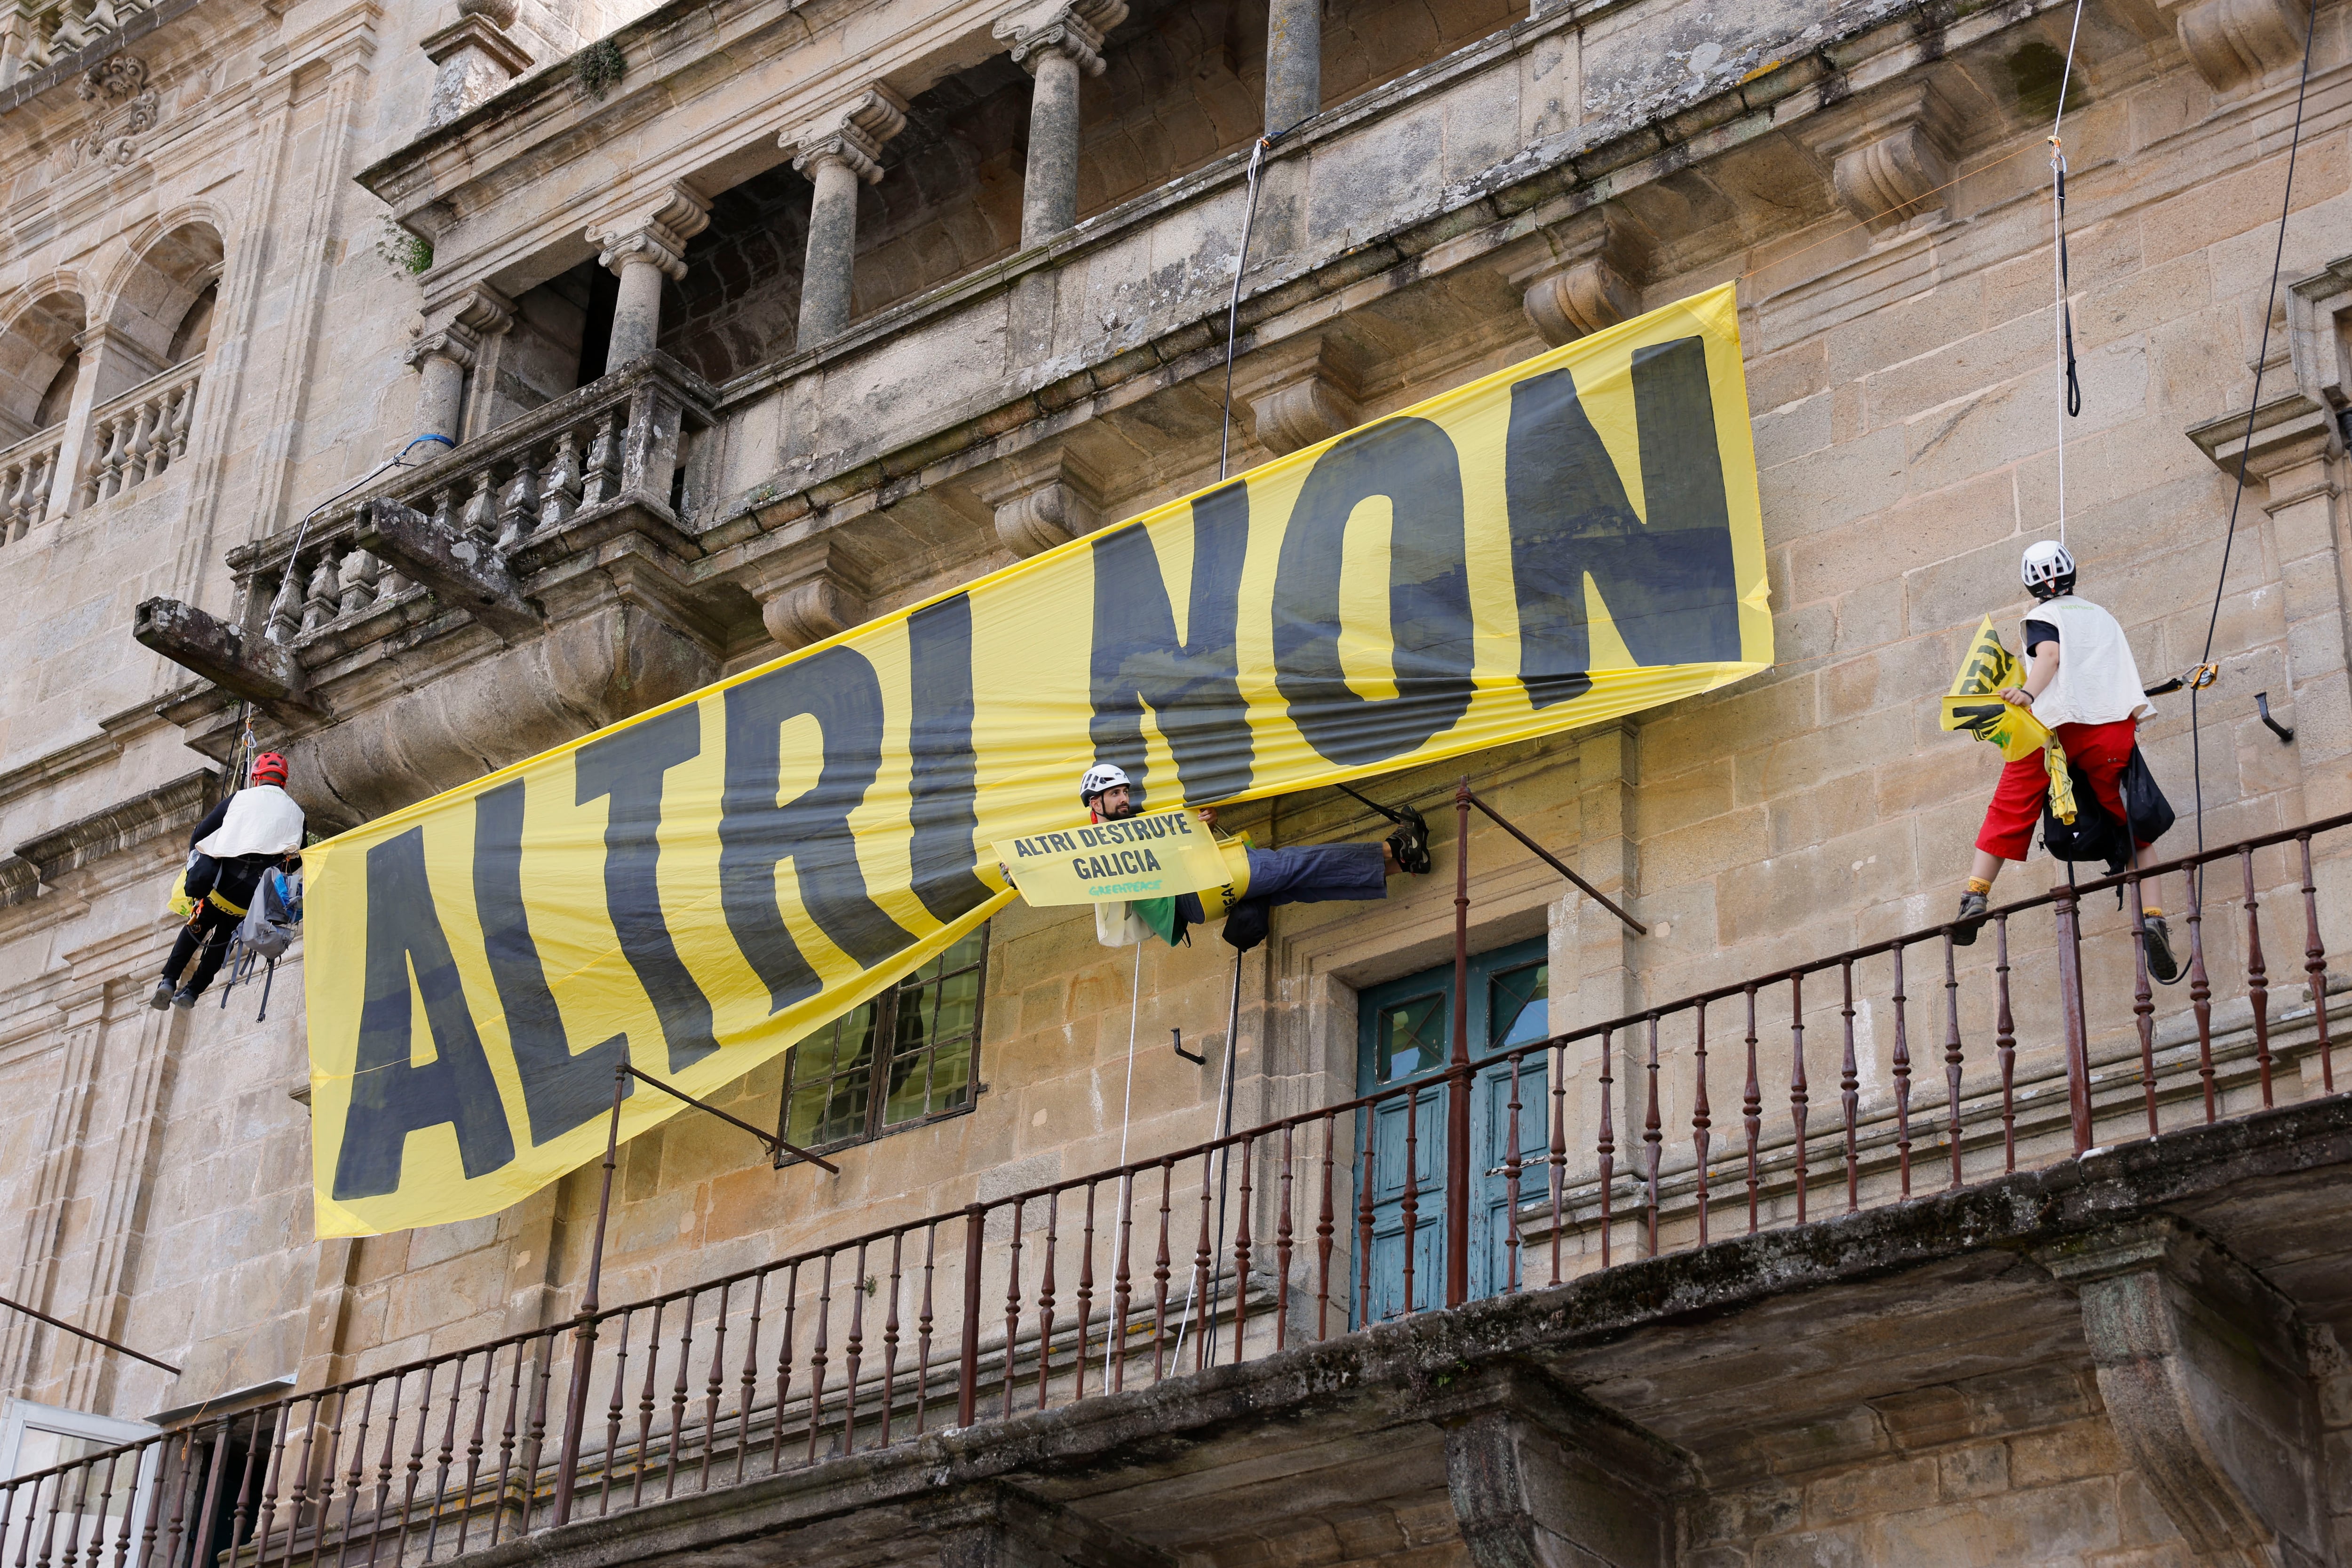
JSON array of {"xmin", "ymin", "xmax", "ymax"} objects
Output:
[
  {"xmin": 972, "ymin": 447, "xmax": 1104, "ymax": 557},
  {"xmin": 2034, "ymin": 1217, "xmax": 2328, "ymax": 1566},
  {"xmin": 2157, "ymin": 0, "xmax": 2314, "ymax": 94},
  {"xmin": 735, "ymin": 538, "xmax": 870, "ymax": 650},
  {"xmin": 1232, "ymin": 333, "xmax": 1364, "ymax": 456},
  {"xmin": 910, "ymin": 1481, "xmax": 1170, "ymax": 1568},
  {"xmin": 1796, "ymin": 80, "xmax": 1959, "ymax": 239},
  {"xmin": 132, "ymin": 597, "xmax": 320, "ymax": 715},
  {"xmin": 1511, "ymin": 211, "xmax": 1644, "ymax": 348},
  {"xmin": 2185, "ymin": 390, "xmax": 2344, "ymax": 483},
  {"xmin": 1418, "ymin": 1360, "xmax": 1691, "ymax": 1568},
  {"xmin": 355, "ymin": 497, "xmax": 542, "ymax": 642}
]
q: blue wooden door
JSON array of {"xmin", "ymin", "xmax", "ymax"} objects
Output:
[{"xmin": 1356, "ymin": 939, "xmax": 1549, "ymax": 1322}]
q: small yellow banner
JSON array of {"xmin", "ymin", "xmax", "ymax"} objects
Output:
[
  {"xmin": 995, "ymin": 809, "xmax": 1232, "ymax": 905},
  {"xmin": 1940, "ymin": 616, "xmax": 2076, "ymax": 823}
]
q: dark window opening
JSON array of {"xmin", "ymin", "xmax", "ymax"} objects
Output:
[{"xmin": 783, "ymin": 928, "xmax": 987, "ymax": 1152}]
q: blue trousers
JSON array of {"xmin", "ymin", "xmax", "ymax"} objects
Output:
[{"xmin": 1182, "ymin": 843, "xmax": 1387, "ymax": 950}]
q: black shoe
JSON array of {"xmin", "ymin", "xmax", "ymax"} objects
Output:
[
  {"xmin": 1386, "ymin": 807, "xmax": 1431, "ymax": 876},
  {"xmin": 149, "ymin": 979, "xmax": 176, "ymax": 1011},
  {"xmin": 171, "ymin": 988, "xmax": 198, "ymax": 1010},
  {"xmin": 1952, "ymin": 891, "xmax": 1989, "ymax": 946},
  {"xmin": 2142, "ymin": 915, "xmax": 2179, "ymax": 983}
]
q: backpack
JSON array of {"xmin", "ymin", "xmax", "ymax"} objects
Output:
[
  {"xmin": 222, "ymin": 868, "xmax": 303, "ymax": 1019},
  {"xmin": 2041, "ymin": 746, "xmax": 2175, "ymax": 879}
]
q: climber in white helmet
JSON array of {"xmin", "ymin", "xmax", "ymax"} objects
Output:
[
  {"xmin": 1955, "ymin": 541, "xmax": 2176, "ymax": 980},
  {"xmin": 1078, "ymin": 762, "xmax": 1430, "ymax": 952}
]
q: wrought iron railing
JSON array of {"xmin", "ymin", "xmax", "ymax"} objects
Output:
[{"xmin": 4, "ymin": 804, "xmax": 2344, "ymax": 1568}]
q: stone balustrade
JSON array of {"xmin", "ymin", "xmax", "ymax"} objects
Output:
[
  {"xmin": 78, "ymin": 356, "xmax": 200, "ymax": 509},
  {"xmin": 0, "ymin": 0, "xmax": 162, "ymax": 81},
  {"xmin": 224, "ymin": 354, "xmax": 711, "ymax": 660},
  {"xmin": 0, "ymin": 424, "xmax": 63, "ymax": 543}
]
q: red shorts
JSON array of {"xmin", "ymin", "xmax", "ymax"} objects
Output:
[{"xmin": 1976, "ymin": 718, "xmax": 2142, "ymax": 861}]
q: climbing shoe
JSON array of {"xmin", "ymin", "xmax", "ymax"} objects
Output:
[
  {"xmin": 1386, "ymin": 806, "xmax": 1432, "ymax": 876},
  {"xmin": 2141, "ymin": 915, "xmax": 2179, "ymax": 984},
  {"xmin": 170, "ymin": 988, "xmax": 198, "ymax": 1010},
  {"xmin": 148, "ymin": 979, "xmax": 175, "ymax": 1011},
  {"xmin": 1952, "ymin": 890, "xmax": 1989, "ymax": 946}
]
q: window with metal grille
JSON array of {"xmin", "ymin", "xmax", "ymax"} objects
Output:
[{"xmin": 782, "ymin": 928, "xmax": 987, "ymax": 1152}]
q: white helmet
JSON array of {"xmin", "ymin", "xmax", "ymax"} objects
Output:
[
  {"xmin": 2021, "ymin": 540, "xmax": 2075, "ymax": 597},
  {"xmin": 1079, "ymin": 763, "xmax": 1132, "ymax": 806}
]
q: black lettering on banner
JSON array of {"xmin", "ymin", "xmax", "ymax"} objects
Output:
[
  {"xmin": 576, "ymin": 706, "xmax": 720, "ymax": 1073},
  {"xmin": 907, "ymin": 594, "xmax": 993, "ymax": 924},
  {"xmin": 332, "ymin": 828, "xmax": 517, "ymax": 1201},
  {"xmin": 1089, "ymin": 482, "xmax": 1255, "ymax": 802},
  {"xmin": 1505, "ymin": 335, "xmax": 1740, "ymax": 708},
  {"xmin": 476, "ymin": 780, "xmax": 630, "ymax": 1144},
  {"xmin": 721, "ymin": 645, "xmax": 918, "ymax": 1014},
  {"xmin": 1274, "ymin": 418, "xmax": 1475, "ymax": 766}
]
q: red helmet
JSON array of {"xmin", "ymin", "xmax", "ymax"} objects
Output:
[{"xmin": 249, "ymin": 752, "xmax": 288, "ymax": 785}]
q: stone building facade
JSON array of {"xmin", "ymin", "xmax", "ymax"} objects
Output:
[{"xmin": 2, "ymin": 0, "xmax": 2352, "ymax": 1561}]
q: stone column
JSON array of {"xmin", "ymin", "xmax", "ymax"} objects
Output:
[
  {"xmin": 401, "ymin": 285, "xmax": 513, "ymax": 449},
  {"xmin": 993, "ymin": 0, "xmax": 1127, "ymax": 248},
  {"xmin": 589, "ymin": 187, "xmax": 710, "ymax": 368},
  {"xmin": 1263, "ymin": 0, "xmax": 1320, "ymax": 133},
  {"xmin": 787, "ymin": 87, "xmax": 909, "ymax": 346}
]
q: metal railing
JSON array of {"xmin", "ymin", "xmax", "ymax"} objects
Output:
[{"xmin": 4, "ymin": 803, "xmax": 2344, "ymax": 1568}]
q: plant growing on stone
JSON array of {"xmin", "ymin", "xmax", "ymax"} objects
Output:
[
  {"xmin": 574, "ymin": 38, "xmax": 625, "ymax": 100},
  {"xmin": 372, "ymin": 215, "xmax": 432, "ymax": 277}
]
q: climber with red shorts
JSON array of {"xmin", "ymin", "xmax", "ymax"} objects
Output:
[{"xmin": 1953, "ymin": 542, "xmax": 2177, "ymax": 981}]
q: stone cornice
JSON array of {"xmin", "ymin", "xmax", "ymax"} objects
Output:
[
  {"xmin": 11, "ymin": 768, "xmax": 215, "ymax": 885},
  {"xmin": 0, "ymin": 697, "xmax": 177, "ymax": 815}
]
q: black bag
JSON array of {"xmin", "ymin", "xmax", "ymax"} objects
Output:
[{"xmin": 2041, "ymin": 745, "xmax": 2174, "ymax": 878}]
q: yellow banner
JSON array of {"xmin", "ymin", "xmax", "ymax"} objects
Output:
[
  {"xmin": 304, "ymin": 283, "xmax": 1770, "ymax": 1236},
  {"xmin": 1940, "ymin": 615, "xmax": 2077, "ymax": 822},
  {"xmin": 995, "ymin": 808, "xmax": 1231, "ymax": 905}
]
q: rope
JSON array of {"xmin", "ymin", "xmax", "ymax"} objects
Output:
[
  {"xmin": 2046, "ymin": 0, "xmax": 2088, "ymax": 547},
  {"xmin": 1100, "ymin": 938, "xmax": 1143, "ymax": 1391},
  {"xmin": 2186, "ymin": 0, "xmax": 2320, "ymax": 860},
  {"xmin": 1217, "ymin": 136, "xmax": 1273, "ymax": 483}
]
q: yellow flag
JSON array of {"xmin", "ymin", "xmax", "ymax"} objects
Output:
[
  {"xmin": 303, "ymin": 284, "xmax": 1772, "ymax": 1236},
  {"xmin": 1940, "ymin": 616, "xmax": 2076, "ymax": 822}
]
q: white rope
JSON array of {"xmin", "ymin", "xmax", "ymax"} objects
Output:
[
  {"xmin": 1100, "ymin": 938, "xmax": 1142, "ymax": 1391},
  {"xmin": 2045, "ymin": 0, "xmax": 2087, "ymax": 549}
]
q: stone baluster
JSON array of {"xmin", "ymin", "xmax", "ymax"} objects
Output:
[
  {"xmin": 340, "ymin": 549, "xmax": 377, "ymax": 617},
  {"xmin": 166, "ymin": 381, "xmax": 194, "ymax": 462},
  {"xmin": 993, "ymin": 0, "xmax": 1127, "ymax": 248},
  {"xmin": 539, "ymin": 428, "xmax": 583, "ymax": 528},
  {"xmin": 123, "ymin": 402, "xmax": 157, "ymax": 489},
  {"xmin": 263, "ymin": 569, "xmax": 300, "ymax": 645},
  {"xmin": 787, "ymin": 87, "xmax": 909, "ymax": 346},
  {"xmin": 588, "ymin": 187, "xmax": 709, "ymax": 368},
  {"xmin": 429, "ymin": 485, "xmax": 456, "ymax": 540},
  {"xmin": 460, "ymin": 470, "xmax": 497, "ymax": 544},
  {"xmin": 91, "ymin": 413, "xmax": 128, "ymax": 503},
  {"xmin": 301, "ymin": 550, "xmax": 340, "ymax": 635},
  {"xmin": 496, "ymin": 454, "xmax": 539, "ymax": 553},
  {"xmin": 580, "ymin": 413, "xmax": 619, "ymax": 508}
]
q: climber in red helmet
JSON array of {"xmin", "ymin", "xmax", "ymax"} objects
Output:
[{"xmin": 152, "ymin": 752, "xmax": 305, "ymax": 1010}]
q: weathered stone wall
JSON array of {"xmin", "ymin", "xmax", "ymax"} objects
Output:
[{"xmin": 0, "ymin": 0, "xmax": 2349, "ymax": 1524}]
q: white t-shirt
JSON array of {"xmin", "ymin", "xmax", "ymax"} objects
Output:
[
  {"xmin": 195, "ymin": 785, "xmax": 306, "ymax": 860},
  {"xmin": 2020, "ymin": 595, "xmax": 2152, "ymax": 728}
]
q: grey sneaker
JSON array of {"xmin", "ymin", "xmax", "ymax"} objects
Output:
[
  {"xmin": 149, "ymin": 979, "xmax": 175, "ymax": 1011},
  {"xmin": 1952, "ymin": 891, "xmax": 1990, "ymax": 946},
  {"xmin": 170, "ymin": 988, "xmax": 198, "ymax": 1010},
  {"xmin": 2141, "ymin": 915, "xmax": 2179, "ymax": 983}
]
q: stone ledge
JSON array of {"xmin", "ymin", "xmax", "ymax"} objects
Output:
[{"xmin": 10, "ymin": 768, "xmax": 215, "ymax": 884}]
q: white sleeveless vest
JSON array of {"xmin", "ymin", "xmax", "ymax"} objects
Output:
[{"xmin": 2019, "ymin": 595, "xmax": 2151, "ymax": 728}]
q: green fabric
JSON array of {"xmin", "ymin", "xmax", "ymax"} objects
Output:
[{"xmin": 1134, "ymin": 896, "xmax": 1185, "ymax": 947}]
